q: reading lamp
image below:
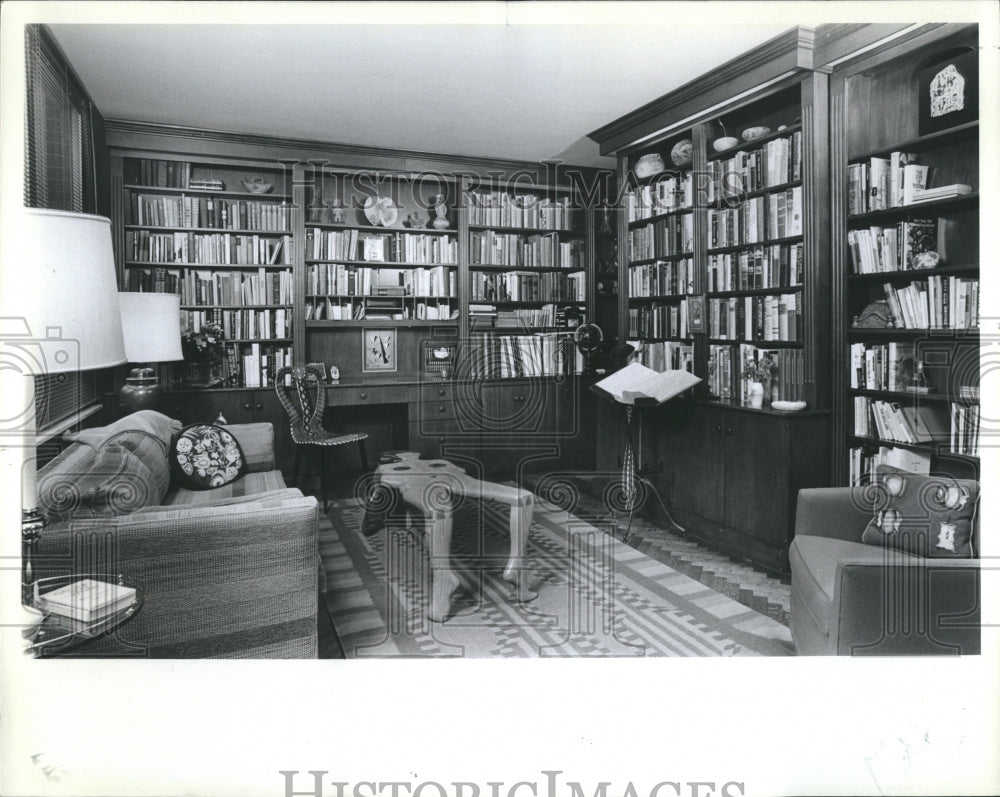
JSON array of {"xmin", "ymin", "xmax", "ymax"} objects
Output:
[
  {"xmin": 0, "ymin": 209, "xmax": 126, "ymax": 604},
  {"xmin": 118, "ymin": 292, "xmax": 183, "ymax": 414}
]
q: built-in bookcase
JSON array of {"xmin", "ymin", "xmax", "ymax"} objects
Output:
[
  {"xmin": 830, "ymin": 24, "xmax": 980, "ymax": 484},
  {"xmin": 464, "ymin": 181, "xmax": 587, "ymax": 379},
  {"xmin": 120, "ymin": 156, "xmax": 294, "ymax": 388},
  {"xmin": 622, "ymin": 131, "xmax": 696, "ymax": 374}
]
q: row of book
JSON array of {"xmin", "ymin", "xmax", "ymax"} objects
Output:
[
  {"xmin": 623, "ymin": 173, "xmax": 694, "ymax": 222},
  {"xmin": 222, "ymin": 343, "xmax": 292, "ymax": 389},
  {"xmin": 951, "ymin": 403, "xmax": 980, "ymax": 456},
  {"xmin": 707, "ymin": 242, "xmax": 804, "ymax": 292},
  {"xmin": 854, "ymin": 397, "xmax": 947, "ymax": 445},
  {"xmin": 847, "ymin": 152, "xmax": 928, "ymax": 215},
  {"xmin": 710, "ymin": 131, "xmax": 803, "ymax": 197},
  {"xmin": 304, "ymin": 228, "xmax": 458, "ymax": 264},
  {"xmin": 847, "ymin": 219, "xmax": 936, "ymax": 273},
  {"xmin": 181, "ymin": 308, "xmax": 291, "ymax": 341},
  {"xmin": 304, "ymin": 297, "xmax": 457, "ymax": 322},
  {"xmin": 880, "ymin": 277, "xmax": 979, "ymax": 330},
  {"xmin": 708, "ymin": 293, "xmax": 801, "ymax": 342},
  {"xmin": 628, "ymin": 257, "xmax": 695, "ymax": 298},
  {"xmin": 494, "ymin": 305, "xmax": 574, "ymax": 329},
  {"xmin": 306, "ymin": 264, "xmax": 456, "ymax": 299},
  {"xmin": 129, "ymin": 159, "xmax": 194, "ymax": 189},
  {"xmin": 466, "ymin": 192, "xmax": 575, "ymax": 230},
  {"xmin": 467, "ymin": 332, "xmax": 581, "ymax": 378},
  {"xmin": 125, "ymin": 268, "xmax": 292, "ymax": 307},
  {"xmin": 627, "ymin": 215, "xmax": 695, "ymax": 262},
  {"xmin": 468, "ymin": 231, "xmax": 583, "ymax": 268},
  {"xmin": 627, "ymin": 340, "xmax": 694, "ymax": 374},
  {"xmin": 849, "ymin": 341, "xmax": 917, "ymax": 392},
  {"xmin": 707, "ymin": 186, "xmax": 803, "ymax": 249},
  {"xmin": 127, "ymin": 231, "xmax": 291, "ymax": 266},
  {"xmin": 707, "ymin": 344, "xmax": 805, "ymax": 403},
  {"xmin": 627, "ymin": 299, "xmax": 690, "ymax": 340},
  {"xmin": 469, "ymin": 271, "xmax": 585, "ymax": 303},
  {"xmin": 849, "ymin": 445, "xmax": 933, "ymax": 482},
  {"xmin": 129, "ymin": 193, "xmax": 291, "ymax": 231}
]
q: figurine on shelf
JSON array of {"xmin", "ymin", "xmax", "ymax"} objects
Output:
[
  {"xmin": 406, "ymin": 211, "xmax": 426, "ymax": 229},
  {"xmin": 329, "ymin": 198, "xmax": 345, "ymax": 225},
  {"xmin": 908, "ymin": 358, "xmax": 933, "ymax": 394},
  {"xmin": 431, "ymin": 194, "xmax": 450, "ymax": 229}
]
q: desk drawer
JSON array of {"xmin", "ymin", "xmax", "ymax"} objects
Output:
[{"xmin": 327, "ymin": 385, "xmax": 411, "ymax": 406}]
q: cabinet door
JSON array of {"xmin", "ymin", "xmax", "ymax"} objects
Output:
[
  {"xmin": 250, "ymin": 390, "xmax": 295, "ymax": 475},
  {"xmin": 723, "ymin": 413, "xmax": 791, "ymax": 546},
  {"xmin": 670, "ymin": 405, "xmax": 726, "ymax": 523},
  {"xmin": 166, "ymin": 390, "xmax": 249, "ymax": 426}
]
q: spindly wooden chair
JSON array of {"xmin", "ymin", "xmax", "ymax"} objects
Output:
[{"xmin": 275, "ymin": 365, "xmax": 368, "ymax": 511}]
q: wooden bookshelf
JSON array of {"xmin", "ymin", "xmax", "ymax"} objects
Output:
[{"xmin": 828, "ymin": 23, "xmax": 980, "ymax": 484}]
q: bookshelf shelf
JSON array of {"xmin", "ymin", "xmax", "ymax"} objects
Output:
[
  {"xmin": 307, "ymin": 221, "xmax": 457, "ymax": 236},
  {"xmin": 846, "ymin": 264, "xmax": 978, "ymax": 281},
  {"xmin": 629, "ymin": 294, "xmax": 692, "ymax": 302},
  {"xmin": 709, "ymin": 179, "xmax": 803, "ymax": 205},
  {"xmin": 124, "ymin": 224, "xmax": 292, "ymax": 235},
  {"xmin": 306, "ymin": 319, "xmax": 457, "ymax": 329},
  {"xmin": 124, "ymin": 184, "xmax": 293, "ymax": 201},
  {"xmin": 467, "ymin": 224, "xmax": 580, "ymax": 235},
  {"xmin": 708, "ymin": 338, "xmax": 802, "ymax": 348},
  {"xmin": 849, "ymin": 388, "xmax": 952, "ymax": 404},
  {"xmin": 305, "ymin": 258, "xmax": 457, "ymax": 268},
  {"xmin": 847, "ymin": 328, "xmax": 979, "ymax": 340},
  {"xmin": 180, "ymin": 304, "xmax": 292, "ymax": 310},
  {"xmin": 707, "ymin": 235, "xmax": 804, "ymax": 255},
  {"xmin": 626, "ymin": 253, "xmax": 694, "ymax": 267},
  {"xmin": 847, "ymin": 193, "xmax": 978, "ymax": 224},
  {"xmin": 848, "ymin": 121, "xmax": 979, "ymax": 163},
  {"xmin": 707, "ymin": 285, "xmax": 802, "ymax": 298},
  {"xmin": 125, "ymin": 262, "xmax": 290, "ymax": 270},
  {"xmin": 626, "ymin": 207, "xmax": 694, "ymax": 228}
]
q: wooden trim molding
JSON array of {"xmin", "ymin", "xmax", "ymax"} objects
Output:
[{"xmin": 588, "ymin": 26, "xmax": 817, "ymax": 155}]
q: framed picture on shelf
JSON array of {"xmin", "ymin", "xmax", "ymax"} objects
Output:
[
  {"xmin": 688, "ymin": 294, "xmax": 706, "ymax": 333},
  {"xmin": 305, "ymin": 362, "xmax": 327, "ymax": 381},
  {"xmin": 362, "ymin": 328, "xmax": 396, "ymax": 373},
  {"xmin": 423, "ymin": 341, "xmax": 457, "ymax": 377}
]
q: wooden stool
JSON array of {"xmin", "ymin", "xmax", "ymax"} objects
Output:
[{"xmin": 366, "ymin": 452, "xmax": 536, "ymax": 622}]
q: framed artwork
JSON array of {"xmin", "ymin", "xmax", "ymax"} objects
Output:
[
  {"xmin": 688, "ymin": 294, "xmax": 706, "ymax": 333},
  {"xmin": 362, "ymin": 328, "xmax": 396, "ymax": 373},
  {"xmin": 305, "ymin": 362, "xmax": 326, "ymax": 381},
  {"xmin": 918, "ymin": 46, "xmax": 978, "ymax": 135}
]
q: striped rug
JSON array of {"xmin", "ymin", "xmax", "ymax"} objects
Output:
[{"xmin": 319, "ymin": 497, "xmax": 794, "ymax": 658}]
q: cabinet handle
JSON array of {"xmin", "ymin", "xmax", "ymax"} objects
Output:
[
  {"xmin": 439, "ymin": 437, "xmax": 446, "ymax": 444},
  {"xmin": 438, "ymin": 388, "xmax": 446, "ymax": 397},
  {"xmin": 515, "ymin": 394, "xmax": 525, "ymax": 402},
  {"xmin": 255, "ymin": 403, "xmax": 263, "ymax": 411},
  {"xmin": 439, "ymin": 405, "xmax": 446, "ymax": 413},
  {"xmin": 726, "ymin": 427, "xmax": 733, "ymax": 436},
  {"xmin": 715, "ymin": 425, "xmax": 722, "ymax": 433},
  {"xmin": 243, "ymin": 403, "xmax": 251, "ymax": 411},
  {"xmin": 359, "ymin": 391, "xmax": 368, "ymax": 400}
]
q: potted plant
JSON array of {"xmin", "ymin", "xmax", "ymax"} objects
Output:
[
  {"xmin": 180, "ymin": 322, "xmax": 227, "ymax": 387},
  {"xmin": 742, "ymin": 353, "xmax": 778, "ymax": 408}
]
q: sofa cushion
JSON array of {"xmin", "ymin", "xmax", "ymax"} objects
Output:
[
  {"xmin": 162, "ymin": 470, "xmax": 287, "ymax": 507},
  {"xmin": 38, "ymin": 442, "xmax": 159, "ymax": 520},
  {"xmin": 790, "ymin": 536, "xmax": 880, "ymax": 636},
  {"xmin": 861, "ymin": 465, "xmax": 979, "ymax": 558},
  {"xmin": 222, "ymin": 422, "xmax": 274, "ymax": 473},
  {"xmin": 64, "ymin": 410, "xmax": 181, "ymax": 451},
  {"xmin": 101, "ymin": 429, "xmax": 172, "ymax": 501},
  {"xmin": 170, "ymin": 424, "xmax": 247, "ymax": 490}
]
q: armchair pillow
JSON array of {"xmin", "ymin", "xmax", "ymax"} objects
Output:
[
  {"xmin": 64, "ymin": 409, "xmax": 181, "ymax": 451},
  {"xmin": 860, "ymin": 465, "xmax": 979, "ymax": 558},
  {"xmin": 170, "ymin": 424, "xmax": 247, "ymax": 490}
]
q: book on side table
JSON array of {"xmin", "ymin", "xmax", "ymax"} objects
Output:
[{"xmin": 37, "ymin": 578, "xmax": 137, "ymax": 624}]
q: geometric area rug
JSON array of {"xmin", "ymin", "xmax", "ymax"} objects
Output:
[{"xmin": 320, "ymin": 497, "xmax": 794, "ymax": 657}]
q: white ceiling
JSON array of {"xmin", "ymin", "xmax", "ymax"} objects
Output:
[{"xmin": 49, "ymin": 21, "xmax": 787, "ymax": 168}]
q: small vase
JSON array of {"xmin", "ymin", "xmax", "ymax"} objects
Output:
[
  {"xmin": 431, "ymin": 194, "xmax": 450, "ymax": 229},
  {"xmin": 748, "ymin": 381, "xmax": 765, "ymax": 409}
]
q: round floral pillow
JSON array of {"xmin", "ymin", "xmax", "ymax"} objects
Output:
[{"xmin": 170, "ymin": 424, "xmax": 247, "ymax": 490}]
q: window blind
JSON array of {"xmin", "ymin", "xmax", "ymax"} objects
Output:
[{"xmin": 24, "ymin": 24, "xmax": 95, "ymax": 213}]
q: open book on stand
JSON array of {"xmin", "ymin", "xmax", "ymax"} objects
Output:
[{"xmin": 591, "ymin": 362, "xmax": 702, "ymax": 405}]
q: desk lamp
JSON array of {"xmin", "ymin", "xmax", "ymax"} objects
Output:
[{"xmin": 118, "ymin": 292, "xmax": 183, "ymax": 414}]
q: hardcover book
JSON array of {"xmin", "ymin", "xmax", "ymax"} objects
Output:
[
  {"xmin": 38, "ymin": 579, "xmax": 136, "ymax": 623},
  {"xmin": 592, "ymin": 361, "xmax": 701, "ymax": 405}
]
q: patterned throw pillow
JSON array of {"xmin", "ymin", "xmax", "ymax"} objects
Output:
[
  {"xmin": 860, "ymin": 465, "xmax": 979, "ymax": 558},
  {"xmin": 38, "ymin": 443, "xmax": 157, "ymax": 520},
  {"xmin": 170, "ymin": 424, "xmax": 247, "ymax": 490}
]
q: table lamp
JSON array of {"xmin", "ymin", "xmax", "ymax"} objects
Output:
[
  {"xmin": 118, "ymin": 292, "xmax": 183, "ymax": 414},
  {"xmin": 0, "ymin": 208, "xmax": 126, "ymax": 604}
]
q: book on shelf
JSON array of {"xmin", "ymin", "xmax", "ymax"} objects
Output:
[
  {"xmin": 37, "ymin": 578, "xmax": 136, "ymax": 623},
  {"xmin": 951, "ymin": 402, "xmax": 980, "ymax": 456},
  {"xmin": 901, "ymin": 163, "xmax": 930, "ymax": 206},
  {"xmin": 592, "ymin": 361, "xmax": 701, "ymax": 406},
  {"xmin": 908, "ymin": 183, "xmax": 973, "ymax": 204}
]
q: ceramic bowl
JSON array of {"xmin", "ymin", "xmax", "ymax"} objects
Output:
[
  {"xmin": 771, "ymin": 400, "xmax": 807, "ymax": 412},
  {"xmin": 634, "ymin": 153, "xmax": 666, "ymax": 179},
  {"xmin": 713, "ymin": 136, "xmax": 739, "ymax": 152},
  {"xmin": 741, "ymin": 126, "xmax": 771, "ymax": 142},
  {"xmin": 241, "ymin": 176, "xmax": 273, "ymax": 194}
]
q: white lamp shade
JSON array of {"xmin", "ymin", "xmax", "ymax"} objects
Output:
[
  {"xmin": 0, "ymin": 208, "xmax": 126, "ymax": 373},
  {"xmin": 119, "ymin": 292, "xmax": 183, "ymax": 363}
]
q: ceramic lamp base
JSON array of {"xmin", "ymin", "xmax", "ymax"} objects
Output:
[{"xmin": 119, "ymin": 366, "xmax": 162, "ymax": 414}]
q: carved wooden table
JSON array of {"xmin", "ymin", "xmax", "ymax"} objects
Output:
[{"xmin": 364, "ymin": 451, "xmax": 536, "ymax": 622}]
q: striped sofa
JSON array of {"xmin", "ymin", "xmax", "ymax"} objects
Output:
[{"xmin": 34, "ymin": 411, "xmax": 319, "ymax": 658}]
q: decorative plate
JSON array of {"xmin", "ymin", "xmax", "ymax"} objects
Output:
[
  {"xmin": 670, "ymin": 139, "xmax": 693, "ymax": 167},
  {"xmin": 741, "ymin": 126, "xmax": 771, "ymax": 141},
  {"xmin": 771, "ymin": 400, "xmax": 806, "ymax": 412},
  {"xmin": 364, "ymin": 196, "xmax": 398, "ymax": 227},
  {"xmin": 713, "ymin": 136, "xmax": 739, "ymax": 152}
]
